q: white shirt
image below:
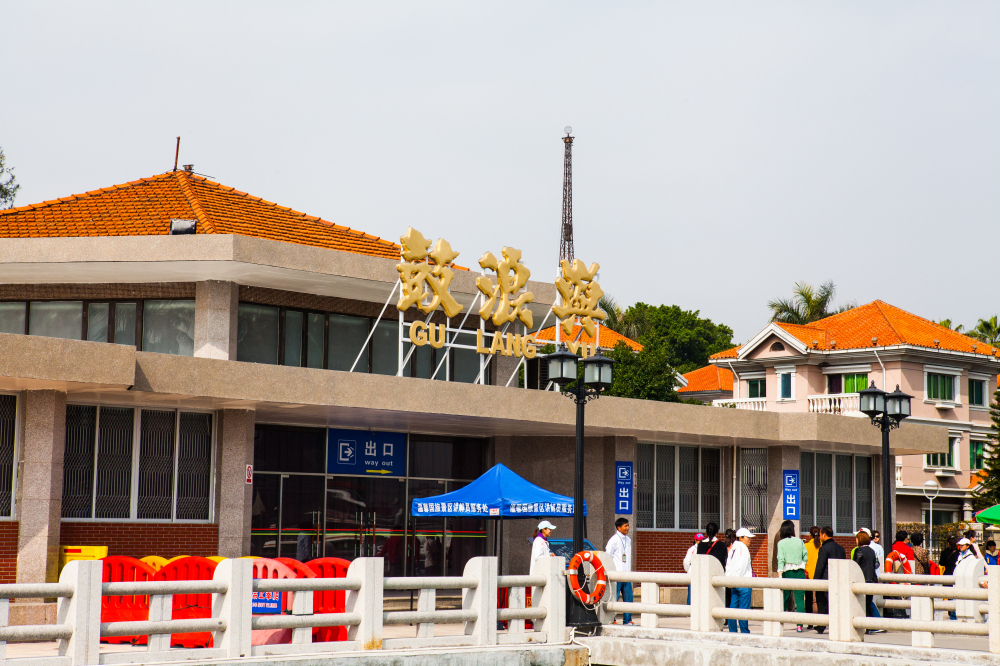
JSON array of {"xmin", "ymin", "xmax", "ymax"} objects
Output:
[
  {"xmin": 530, "ymin": 536, "xmax": 550, "ymax": 565},
  {"xmin": 683, "ymin": 543, "xmax": 699, "ymax": 572},
  {"xmin": 871, "ymin": 542, "xmax": 884, "ymax": 580},
  {"xmin": 726, "ymin": 541, "xmax": 753, "ymax": 578},
  {"xmin": 956, "ymin": 548, "xmax": 974, "ymax": 566},
  {"xmin": 605, "ymin": 530, "xmax": 632, "ymax": 572}
]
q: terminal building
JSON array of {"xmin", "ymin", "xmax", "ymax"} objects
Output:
[{"xmin": 0, "ymin": 168, "xmax": 945, "ymax": 609}]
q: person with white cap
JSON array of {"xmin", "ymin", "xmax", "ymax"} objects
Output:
[
  {"xmin": 955, "ymin": 538, "xmax": 975, "ymax": 566},
  {"xmin": 531, "ymin": 520, "xmax": 556, "ymax": 567},
  {"xmin": 725, "ymin": 528, "xmax": 755, "ymax": 633},
  {"xmin": 605, "ymin": 518, "xmax": 634, "ymax": 625}
]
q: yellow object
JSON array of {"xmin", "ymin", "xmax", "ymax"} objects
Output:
[
  {"xmin": 206, "ymin": 556, "xmax": 227, "ymax": 563},
  {"xmin": 166, "ymin": 555, "xmax": 190, "ymax": 564},
  {"xmin": 59, "ymin": 545, "xmax": 108, "ymax": 572},
  {"xmin": 141, "ymin": 556, "xmax": 168, "ymax": 571}
]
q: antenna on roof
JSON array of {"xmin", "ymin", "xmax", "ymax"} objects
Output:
[{"xmin": 173, "ymin": 137, "xmax": 180, "ymax": 172}]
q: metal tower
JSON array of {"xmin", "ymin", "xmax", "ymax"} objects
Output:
[{"xmin": 559, "ymin": 126, "xmax": 575, "ymax": 265}]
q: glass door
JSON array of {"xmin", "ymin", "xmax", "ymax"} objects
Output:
[
  {"xmin": 250, "ymin": 474, "xmax": 324, "ymax": 561},
  {"xmin": 324, "ymin": 477, "xmax": 406, "ymax": 575}
]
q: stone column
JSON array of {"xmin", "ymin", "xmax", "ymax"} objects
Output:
[
  {"xmin": 194, "ymin": 280, "xmax": 239, "ymax": 360},
  {"xmin": 16, "ymin": 390, "xmax": 67, "ymax": 584},
  {"xmin": 765, "ymin": 445, "xmax": 800, "ymax": 576},
  {"xmin": 215, "ymin": 409, "xmax": 255, "ymax": 558}
]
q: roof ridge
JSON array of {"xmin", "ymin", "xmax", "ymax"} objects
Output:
[
  {"xmin": 0, "ymin": 172, "xmax": 176, "ymax": 217},
  {"xmin": 173, "ymin": 171, "xmax": 214, "ymax": 234},
  {"xmin": 871, "ymin": 300, "xmax": 916, "ymax": 346}
]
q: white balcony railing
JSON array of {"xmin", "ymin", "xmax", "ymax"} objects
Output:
[
  {"xmin": 807, "ymin": 393, "xmax": 863, "ymax": 416},
  {"xmin": 713, "ymin": 397, "xmax": 767, "ymax": 411}
]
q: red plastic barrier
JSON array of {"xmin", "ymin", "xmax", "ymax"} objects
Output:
[
  {"xmin": 252, "ymin": 558, "xmax": 299, "ymax": 645},
  {"xmin": 101, "ymin": 556, "xmax": 156, "ymax": 644},
  {"xmin": 305, "ymin": 557, "xmax": 351, "ymax": 642},
  {"xmin": 136, "ymin": 556, "xmax": 218, "ymax": 648}
]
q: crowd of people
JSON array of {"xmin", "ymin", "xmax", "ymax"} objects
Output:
[{"xmin": 680, "ymin": 522, "xmax": 998, "ymax": 634}]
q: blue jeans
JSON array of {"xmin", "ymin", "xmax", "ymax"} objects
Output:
[
  {"xmin": 686, "ymin": 585, "xmax": 691, "ymax": 605},
  {"xmin": 615, "ymin": 582, "xmax": 633, "ymax": 624},
  {"xmin": 728, "ymin": 587, "xmax": 750, "ymax": 633}
]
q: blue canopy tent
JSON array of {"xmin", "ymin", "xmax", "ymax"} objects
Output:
[{"xmin": 411, "ymin": 463, "xmax": 587, "ymax": 576}]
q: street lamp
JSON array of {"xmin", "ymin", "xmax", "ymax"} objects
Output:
[
  {"xmin": 859, "ymin": 382, "xmax": 912, "ymax": 547},
  {"xmin": 544, "ymin": 346, "xmax": 616, "ymax": 626},
  {"xmin": 922, "ymin": 480, "xmax": 940, "ymax": 553}
]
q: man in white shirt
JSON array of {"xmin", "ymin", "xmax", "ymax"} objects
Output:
[
  {"xmin": 725, "ymin": 528, "xmax": 754, "ymax": 633},
  {"xmin": 605, "ymin": 518, "xmax": 633, "ymax": 625}
]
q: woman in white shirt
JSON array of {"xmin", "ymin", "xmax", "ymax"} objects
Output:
[
  {"xmin": 531, "ymin": 520, "xmax": 557, "ymax": 566},
  {"xmin": 725, "ymin": 528, "xmax": 754, "ymax": 633}
]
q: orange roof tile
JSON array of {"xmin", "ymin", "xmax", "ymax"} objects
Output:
[
  {"xmin": 534, "ymin": 324, "xmax": 642, "ymax": 352},
  {"xmin": 0, "ymin": 170, "xmax": 400, "ymax": 259},
  {"xmin": 710, "ymin": 301, "xmax": 999, "ymax": 359},
  {"xmin": 678, "ymin": 365, "xmax": 733, "ymax": 393}
]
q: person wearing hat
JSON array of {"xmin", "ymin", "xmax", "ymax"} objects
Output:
[
  {"xmin": 605, "ymin": 518, "xmax": 634, "ymax": 625},
  {"xmin": 955, "ymin": 538, "xmax": 975, "ymax": 566},
  {"xmin": 531, "ymin": 520, "xmax": 556, "ymax": 567},
  {"xmin": 683, "ymin": 533, "xmax": 706, "ymax": 605},
  {"xmin": 725, "ymin": 528, "xmax": 755, "ymax": 633}
]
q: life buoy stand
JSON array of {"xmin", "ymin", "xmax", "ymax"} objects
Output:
[{"xmin": 566, "ymin": 550, "xmax": 607, "ymax": 605}]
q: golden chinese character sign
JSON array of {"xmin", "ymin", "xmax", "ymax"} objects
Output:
[
  {"xmin": 476, "ymin": 246, "xmax": 534, "ymax": 328},
  {"xmin": 552, "ymin": 258, "xmax": 606, "ymax": 338},
  {"xmin": 396, "ymin": 227, "xmax": 463, "ymax": 318}
]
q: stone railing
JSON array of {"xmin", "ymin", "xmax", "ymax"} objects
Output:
[
  {"xmin": 712, "ymin": 398, "xmax": 767, "ymax": 411},
  {"xmin": 807, "ymin": 393, "xmax": 862, "ymax": 416}
]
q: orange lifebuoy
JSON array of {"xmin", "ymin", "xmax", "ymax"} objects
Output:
[{"xmin": 567, "ymin": 550, "xmax": 607, "ymax": 605}]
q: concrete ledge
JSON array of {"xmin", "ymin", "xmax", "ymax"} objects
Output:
[
  {"xmin": 0, "ymin": 333, "xmax": 135, "ymax": 388},
  {"xmin": 9, "ymin": 602, "xmax": 57, "ymax": 627},
  {"xmin": 585, "ymin": 625, "xmax": 1000, "ymax": 666}
]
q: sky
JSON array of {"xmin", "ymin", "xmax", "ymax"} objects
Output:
[{"xmin": 2, "ymin": 3, "xmax": 998, "ymax": 342}]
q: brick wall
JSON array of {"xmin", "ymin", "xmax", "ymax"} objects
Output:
[
  {"xmin": 0, "ymin": 522, "xmax": 17, "ymax": 583},
  {"xmin": 60, "ymin": 523, "xmax": 219, "ymax": 559},
  {"xmin": 636, "ymin": 530, "xmax": 768, "ymax": 576}
]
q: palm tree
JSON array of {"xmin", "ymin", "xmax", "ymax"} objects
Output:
[
  {"xmin": 767, "ymin": 280, "xmax": 855, "ymax": 325},
  {"xmin": 968, "ymin": 316, "xmax": 1000, "ymax": 346},
  {"xmin": 937, "ymin": 319, "xmax": 965, "ymax": 334},
  {"xmin": 598, "ymin": 294, "xmax": 648, "ymax": 342}
]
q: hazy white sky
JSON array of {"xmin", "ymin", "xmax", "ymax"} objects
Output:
[{"xmin": 3, "ymin": 3, "xmax": 998, "ymax": 341}]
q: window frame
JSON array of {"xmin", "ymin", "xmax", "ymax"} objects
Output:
[
  {"xmin": 634, "ymin": 443, "xmax": 723, "ymax": 532},
  {"xmin": 923, "ymin": 365, "xmax": 961, "ymax": 405},
  {"xmin": 924, "ymin": 435, "xmax": 959, "ymax": 472},
  {"xmin": 798, "ymin": 451, "xmax": 874, "ymax": 536},
  {"xmin": 970, "ymin": 439, "xmax": 986, "ymax": 471},
  {"xmin": 775, "ymin": 365, "xmax": 796, "ymax": 402},
  {"xmin": 968, "ymin": 374, "xmax": 990, "ymax": 410},
  {"xmin": 747, "ymin": 379, "xmax": 766, "ymax": 399},
  {"xmin": 61, "ymin": 403, "xmax": 217, "ymax": 523},
  {"xmin": 0, "ymin": 392, "xmax": 19, "ymax": 521}
]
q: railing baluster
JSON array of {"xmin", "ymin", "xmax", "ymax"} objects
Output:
[{"xmin": 416, "ymin": 588, "xmax": 435, "ymax": 638}]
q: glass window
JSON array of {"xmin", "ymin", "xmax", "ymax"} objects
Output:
[
  {"xmin": 971, "ymin": 440, "xmax": 986, "ymax": 470},
  {"xmin": 0, "ymin": 302, "xmax": 25, "ymax": 335},
  {"xmin": 843, "ymin": 373, "xmax": 868, "ymax": 394},
  {"xmin": 409, "ymin": 435, "xmax": 485, "ymax": 480},
  {"xmin": 701, "ymin": 448, "xmax": 720, "ymax": 528},
  {"xmin": 779, "ymin": 373, "xmax": 792, "ymax": 399},
  {"xmin": 281, "ymin": 475, "xmax": 325, "ymax": 561},
  {"xmin": 306, "ymin": 313, "xmax": 325, "ymax": 369},
  {"xmin": 62, "ymin": 405, "xmax": 97, "ymax": 518},
  {"xmin": 926, "ymin": 437, "xmax": 956, "ymax": 468},
  {"xmin": 237, "ymin": 304, "xmax": 280, "ymax": 365},
  {"xmin": 969, "ymin": 380, "xmax": 986, "ymax": 407},
  {"xmin": 137, "ymin": 410, "xmax": 176, "ymax": 520},
  {"xmin": 114, "ymin": 302, "xmax": 137, "ymax": 346},
  {"xmin": 29, "ymin": 301, "xmax": 82, "ymax": 340},
  {"xmin": 855, "ymin": 456, "xmax": 872, "ymax": 528},
  {"xmin": 927, "ymin": 373, "xmax": 955, "ymax": 401},
  {"xmin": 409, "ymin": 343, "xmax": 437, "ymax": 379},
  {"xmin": 250, "ymin": 474, "xmax": 281, "ymax": 558},
  {"xmin": 142, "ymin": 300, "xmax": 194, "ymax": 356},
  {"xmin": 815, "ymin": 453, "xmax": 833, "ymax": 529},
  {"xmin": 827, "ymin": 374, "xmax": 842, "ymax": 394},
  {"xmin": 254, "ymin": 424, "xmax": 326, "ymax": 474},
  {"xmin": 655, "ymin": 444, "xmax": 675, "ymax": 529},
  {"xmin": 0, "ymin": 395, "xmax": 14, "ymax": 517},
  {"xmin": 835, "ymin": 455, "xmax": 853, "ymax": 534},
  {"xmin": 176, "ymin": 412, "xmax": 213, "ymax": 520},
  {"xmin": 283, "ymin": 311, "xmax": 303, "ymax": 367},
  {"xmin": 87, "ymin": 303, "xmax": 110, "ymax": 342},
  {"xmin": 801, "ymin": 452, "xmax": 872, "ymax": 533},
  {"xmin": 748, "ymin": 379, "xmax": 765, "ymax": 399},
  {"xmin": 800, "ymin": 451, "xmax": 815, "ymax": 528},
  {"xmin": 740, "ymin": 447, "xmax": 767, "ymax": 533},
  {"xmin": 678, "ymin": 447, "xmax": 699, "ymax": 529},
  {"xmin": 635, "ymin": 444, "xmax": 719, "ymax": 530},
  {"xmin": 452, "ymin": 331, "xmax": 483, "ymax": 384},
  {"xmin": 328, "ymin": 314, "xmax": 369, "ymax": 372},
  {"xmin": 94, "ymin": 407, "xmax": 135, "ymax": 519},
  {"xmin": 636, "ymin": 443, "xmax": 654, "ymax": 529},
  {"xmin": 371, "ymin": 319, "xmax": 398, "ymax": 376}
]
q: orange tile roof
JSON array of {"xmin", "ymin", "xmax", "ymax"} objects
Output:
[
  {"xmin": 710, "ymin": 301, "xmax": 1000, "ymax": 359},
  {"xmin": 678, "ymin": 365, "xmax": 733, "ymax": 393},
  {"xmin": 969, "ymin": 470, "xmax": 986, "ymax": 490},
  {"xmin": 0, "ymin": 170, "xmax": 400, "ymax": 259},
  {"xmin": 533, "ymin": 324, "xmax": 642, "ymax": 352}
]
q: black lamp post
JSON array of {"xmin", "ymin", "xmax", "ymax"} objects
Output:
[
  {"xmin": 545, "ymin": 346, "xmax": 615, "ymax": 626},
  {"xmin": 859, "ymin": 382, "xmax": 912, "ymax": 546}
]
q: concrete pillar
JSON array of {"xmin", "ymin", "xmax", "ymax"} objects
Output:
[
  {"xmin": 16, "ymin": 390, "xmax": 66, "ymax": 585},
  {"xmin": 766, "ymin": 445, "xmax": 800, "ymax": 576},
  {"xmin": 194, "ymin": 280, "xmax": 239, "ymax": 360},
  {"xmin": 215, "ymin": 409, "xmax": 255, "ymax": 558}
]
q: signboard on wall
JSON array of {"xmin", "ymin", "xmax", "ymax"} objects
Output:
[
  {"xmin": 615, "ymin": 461, "xmax": 633, "ymax": 515},
  {"xmin": 327, "ymin": 429, "xmax": 407, "ymax": 477},
  {"xmin": 782, "ymin": 469, "xmax": 799, "ymax": 520}
]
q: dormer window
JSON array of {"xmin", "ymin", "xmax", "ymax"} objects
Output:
[{"xmin": 770, "ymin": 342, "xmax": 785, "ymax": 352}]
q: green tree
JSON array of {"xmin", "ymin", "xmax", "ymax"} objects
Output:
[
  {"xmin": 0, "ymin": 148, "xmax": 19, "ymax": 209},
  {"xmin": 968, "ymin": 316, "xmax": 1000, "ymax": 346},
  {"xmin": 937, "ymin": 319, "xmax": 965, "ymax": 334},
  {"xmin": 972, "ymin": 387, "xmax": 1000, "ymax": 511},
  {"xmin": 598, "ymin": 294, "xmax": 651, "ymax": 343},
  {"xmin": 606, "ymin": 340, "xmax": 678, "ymax": 402},
  {"xmin": 767, "ymin": 280, "xmax": 855, "ymax": 325}
]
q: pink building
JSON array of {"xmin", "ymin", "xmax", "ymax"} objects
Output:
[{"xmin": 709, "ymin": 300, "xmax": 997, "ymax": 527}]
